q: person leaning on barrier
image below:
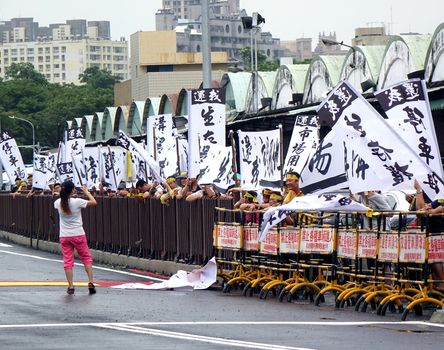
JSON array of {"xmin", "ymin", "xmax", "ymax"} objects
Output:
[
  {"xmin": 160, "ymin": 175, "xmax": 182, "ymax": 205},
  {"xmin": 176, "ymin": 176, "xmax": 198, "ymax": 200},
  {"xmin": 283, "ymin": 172, "xmax": 304, "ymax": 225},
  {"xmin": 135, "ymin": 179, "xmax": 151, "ymax": 199},
  {"xmin": 414, "ymin": 179, "xmax": 444, "ymax": 292}
]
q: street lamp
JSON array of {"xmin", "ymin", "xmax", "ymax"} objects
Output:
[
  {"xmin": 8, "ymin": 115, "xmax": 36, "ymax": 152},
  {"xmin": 241, "ymin": 12, "xmax": 266, "ymax": 114},
  {"xmin": 321, "ymin": 37, "xmax": 356, "ymax": 68}
]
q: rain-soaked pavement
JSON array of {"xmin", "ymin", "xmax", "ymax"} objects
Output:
[{"xmin": 0, "ymin": 239, "xmax": 443, "ymax": 350}]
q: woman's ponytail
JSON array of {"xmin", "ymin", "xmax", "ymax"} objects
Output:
[{"xmin": 60, "ymin": 180, "xmax": 75, "ymax": 214}]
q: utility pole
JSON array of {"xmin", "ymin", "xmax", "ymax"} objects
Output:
[{"xmin": 201, "ymin": 0, "xmax": 212, "ymax": 88}]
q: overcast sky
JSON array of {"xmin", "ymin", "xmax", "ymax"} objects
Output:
[{"xmin": 1, "ymin": 0, "xmax": 442, "ymax": 44}]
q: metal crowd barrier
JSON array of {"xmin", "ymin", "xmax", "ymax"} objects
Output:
[
  {"xmin": 0, "ymin": 194, "xmax": 233, "ymax": 265},
  {"xmin": 213, "ymin": 209, "xmax": 444, "ymax": 320}
]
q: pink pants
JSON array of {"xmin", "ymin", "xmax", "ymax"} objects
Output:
[{"xmin": 60, "ymin": 235, "xmax": 93, "ymax": 269}]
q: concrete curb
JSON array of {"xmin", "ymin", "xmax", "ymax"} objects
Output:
[{"xmin": 0, "ymin": 230, "xmax": 200, "ymax": 276}]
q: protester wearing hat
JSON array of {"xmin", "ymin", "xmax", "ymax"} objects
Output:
[
  {"xmin": 283, "ymin": 172, "xmax": 304, "ymax": 225},
  {"xmin": 234, "ymin": 190, "xmax": 258, "ymax": 210},
  {"xmin": 160, "ymin": 175, "xmax": 182, "ymax": 205},
  {"xmin": 283, "ymin": 171, "xmax": 303, "ymax": 204}
]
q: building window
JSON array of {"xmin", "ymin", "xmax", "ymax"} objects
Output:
[
  {"xmin": 146, "ymin": 65, "xmax": 173, "ymax": 72},
  {"xmin": 238, "ymin": 25, "xmax": 242, "ymax": 34},
  {"xmin": 45, "ymin": 47, "xmax": 51, "ymax": 53},
  {"xmin": 38, "ymin": 48, "xmax": 43, "ymax": 54},
  {"xmin": 196, "ymin": 45, "xmax": 200, "ymax": 52},
  {"xmin": 61, "ymin": 46, "xmax": 66, "ymax": 53},
  {"xmin": 225, "ymin": 24, "xmax": 230, "ymax": 33}
]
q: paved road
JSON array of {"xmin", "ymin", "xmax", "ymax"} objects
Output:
[{"xmin": 0, "ymin": 239, "xmax": 443, "ymax": 350}]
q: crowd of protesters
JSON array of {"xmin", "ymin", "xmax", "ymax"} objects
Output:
[{"xmin": 5, "ymin": 169, "xmax": 444, "ymax": 293}]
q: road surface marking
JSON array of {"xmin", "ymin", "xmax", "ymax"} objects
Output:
[
  {"xmin": 0, "ymin": 249, "xmax": 165, "ymax": 281},
  {"xmin": 99, "ymin": 324, "xmax": 315, "ymax": 350},
  {"xmin": 0, "ymin": 243, "xmax": 12, "ymax": 247},
  {"xmin": 0, "ymin": 320, "xmax": 442, "ymax": 329}
]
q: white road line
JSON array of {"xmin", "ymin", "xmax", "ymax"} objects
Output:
[
  {"xmin": 99, "ymin": 324, "xmax": 315, "ymax": 350},
  {"xmin": 0, "ymin": 243, "xmax": 12, "ymax": 247},
  {"xmin": 0, "ymin": 249, "xmax": 165, "ymax": 282},
  {"xmin": 0, "ymin": 320, "xmax": 442, "ymax": 329}
]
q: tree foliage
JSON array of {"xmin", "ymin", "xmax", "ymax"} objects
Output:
[
  {"xmin": 5, "ymin": 62, "xmax": 48, "ymax": 85},
  {"xmin": 240, "ymin": 46, "xmax": 280, "ymax": 72},
  {"xmin": 0, "ymin": 63, "xmax": 116, "ymax": 161},
  {"xmin": 79, "ymin": 66, "xmax": 120, "ymax": 89}
]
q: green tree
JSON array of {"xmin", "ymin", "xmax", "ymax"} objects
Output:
[
  {"xmin": 240, "ymin": 47, "xmax": 280, "ymax": 72},
  {"xmin": 79, "ymin": 66, "xmax": 120, "ymax": 89},
  {"xmin": 5, "ymin": 62, "xmax": 48, "ymax": 85}
]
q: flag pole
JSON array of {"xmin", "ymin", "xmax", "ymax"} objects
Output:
[
  {"xmin": 229, "ymin": 130, "xmax": 238, "ymax": 180},
  {"xmin": 278, "ymin": 124, "xmax": 284, "ymax": 193}
]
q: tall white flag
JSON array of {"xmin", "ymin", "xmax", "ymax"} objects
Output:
[
  {"xmin": 319, "ymin": 80, "xmax": 444, "ymax": 199},
  {"xmin": 188, "ymin": 88, "xmax": 226, "ymax": 178},
  {"xmin": 375, "ymin": 79, "xmax": 443, "ymax": 178},
  {"xmin": 284, "ymin": 115, "xmax": 319, "ymax": 176}
]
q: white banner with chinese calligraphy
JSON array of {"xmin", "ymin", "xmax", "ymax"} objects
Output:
[
  {"xmin": 238, "ymin": 129, "xmax": 281, "ymax": 191},
  {"xmin": 64, "ymin": 127, "xmax": 86, "ymax": 163},
  {"xmin": 0, "ymin": 131, "xmax": 27, "ymax": 182},
  {"xmin": 99, "ymin": 146, "xmax": 126, "ymax": 191},
  {"xmin": 375, "ymin": 79, "xmax": 444, "ymax": 179},
  {"xmin": 284, "ymin": 115, "xmax": 319, "ymax": 176},
  {"xmin": 319, "ymin": 80, "xmax": 444, "ymax": 200},
  {"xmin": 147, "ymin": 114, "xmax": 173, "ymax": 158},
  {"xmin": 82, "ymin": 147, "xmax": 101, "ymax": 188},
  {"xmin": 72, "ymin": 153, "xmax": 88, "ymax": 187},
  {"xmin": 188, "ymin": 88, "xmax": 226, "ymax": 178},
  {"xmin": 259, "ymin": 193, "xmax": 369, "ymax": 241},
  {"xmin": 32, "ymin": 154, "xmax": 51, "ymax": 189},
  {"xmin": 198, "ymin": 141, "xmax": 234, "ymax": 190},
  {"xmin": 56, "ymin": 162, "xmax": 76, "ymax": 185},
  {"xmin": 117, "ymin": 130, "xmax": 163, "ymax": 183},
  {"xmin": 300, "ymin": 129, "xmax": 348, "ymax": 194},
  {"xmin": 46, "ymin": 153, "xmax": 56, "ymax": 186},
  {"xmin": 157, "ymin": 137, "xmax": 178, "ymax": 179}
]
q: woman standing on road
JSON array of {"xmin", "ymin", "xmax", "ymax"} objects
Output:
[{"xmin": 54, "ymin": 180, "xmax": 97, "ymax": 295}]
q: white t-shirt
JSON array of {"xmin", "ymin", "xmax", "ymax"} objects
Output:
[{"xmin": 54, "ymin": 198, "xmax": 88, "ymax": 237}]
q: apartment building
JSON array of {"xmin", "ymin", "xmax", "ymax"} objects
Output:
[
  {"xmin": 0, "ymin": 38, "xmax": 129, "ymax": 84},
  {"xmin": 0, "ymin": 18, "xmax": 128, "ymax": 84}
]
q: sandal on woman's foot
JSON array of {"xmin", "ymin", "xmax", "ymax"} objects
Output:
[
  {"xmin": 67, "ymin": 287, "xmax": 75, "ymax": 295},
  {"xmin": 88, "ymin": 282, "xmax": 96, "ymax": 294}
]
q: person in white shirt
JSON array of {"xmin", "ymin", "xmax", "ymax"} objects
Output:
[{"xmin": 54, "ymin": 180, "xmax": 97, "ymax": 295}]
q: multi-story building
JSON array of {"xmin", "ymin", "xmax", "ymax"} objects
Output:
[
  {"xmin": 0, "ymin": 38, "xmax": 129, "ymax": 84},
  {"xmin": 128, "ymin": 30, "xmax": 229, "ymax": 101},
  {"xmin": 156, "ymin": 0, "xmax": 283, "ymax": 62},
  {"xmin": 0, "ymin": 17, "xmax": 127, "ymax": 84},
  {"xmin": 0, "ymin": 17, "xmax": 111, "ymax": 43}
]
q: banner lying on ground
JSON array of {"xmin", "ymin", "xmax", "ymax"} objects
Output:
[{"xmin": 111, "ymin": 257, "xmax": 217, "ymax": 291}]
